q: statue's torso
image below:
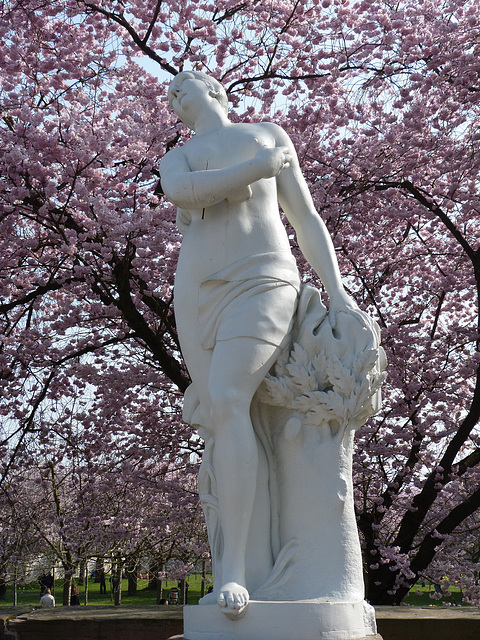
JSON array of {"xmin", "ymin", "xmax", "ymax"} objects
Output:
[{"xmin": 175, "ymin": 123, "xmax": 295, "ymax": 284}]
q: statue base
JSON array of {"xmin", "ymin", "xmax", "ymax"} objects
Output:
[
  {"xmin": 182, "ymin": 600, "xmax": 381, "ymax": 640},
  {"xmin": 171, "ymin": 636, "xmax": 382, "ymax": 640}
]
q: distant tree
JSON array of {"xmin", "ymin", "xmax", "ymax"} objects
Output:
[
  {"xmin": 0, "ymin": 479, "xmax": 41, "ymax": 603},
  {"xmin": 1, "ymin": 416, "xmax": 205, "ymax": 604}
]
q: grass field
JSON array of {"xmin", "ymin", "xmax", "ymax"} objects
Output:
[
  {"xmin": 402, "ymin": 582, "xmax": 468, "ymax": 607},
  {"xmin": 0, "ymin": 573, "xmax": 207, "ymax": 607},
  {"xmin": 0, "ymin": 576, "xmax": 469, "ymax": 608}
]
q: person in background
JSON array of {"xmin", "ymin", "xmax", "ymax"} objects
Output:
[
  {"xmin": 70, "ymin": 582, "xmax": 80, "ymax": 605},
  {"xmin": 39, "ymin": 587, "xmax": 55, "ymax": 608},
  {"xmin": 38, "ymin": 572, "xmax": 47, "ymax": 596},
  {"xmin": 99, "ymin": 568, "xmax": 107, "ymax": 594},
  {"xmin": 44, "ymin": 571, "xmax": 54, "ymax": 592}
]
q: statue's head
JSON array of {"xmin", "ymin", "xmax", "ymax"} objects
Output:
[{"xmin": 168, "ymin": 70, "xmax": 228, "ymax": 129}]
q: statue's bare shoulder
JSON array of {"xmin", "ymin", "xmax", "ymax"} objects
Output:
[{"xmin": 255, "ymin": 121, "xmax": 293, "ymax": 145}]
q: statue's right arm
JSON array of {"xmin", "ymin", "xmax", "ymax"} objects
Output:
[{"xmin": 159, "ymin": 147, "xmax": 280, "ymax": 210}]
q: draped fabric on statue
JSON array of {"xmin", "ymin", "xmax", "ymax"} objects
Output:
[{"xmin": 198, "ymin": 252, "xmax": 300, "ymax": 350}]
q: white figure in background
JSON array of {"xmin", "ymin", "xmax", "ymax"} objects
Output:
[{"xmin": 160, "ymin": 71, "xmax": 361, "ymax": 617}]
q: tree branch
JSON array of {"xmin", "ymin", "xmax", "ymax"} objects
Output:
[
  {"xmin": 394, "ymin": 362, "xmax": 480, "ymax": 553},
  {"xmin": 142, "ymin": 0, "xmax": 162, "ymax": 45},
  {"xmin": 111, "ymin": 246, "xmax": 188, "ymax": 392},
  {"xmin": 376, "ymin": 180, "xmax": 476, "ymax": 263},
  {"xmin": 81, "ymin": 1, "xmax": 178, "ymax": 76},
  {"xmin": 410, "ymin": 483, "xmax": 480, "ymax": 576}
]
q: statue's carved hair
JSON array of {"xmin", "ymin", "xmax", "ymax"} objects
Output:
[
  {"xmin": 189, "ymin": 70, "xmax": 228, "ymax": 114},
  {"xmin": 168, "ymin": 70, "xmax": 228, "ymax": 128}
]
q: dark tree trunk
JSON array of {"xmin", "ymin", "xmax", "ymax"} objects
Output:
[
  {"xmin": 200, "ymin": 559, "xmax": 206, "ymax": 599},
  {"xmin": 112, "ymin": 558, "xmax": 123, "ymax": 606},
  {"xmin": 365, "ymin": 564, "xmax": 410, "ymax": 605},
  {"xmin": 78, "ymin": 559, "xmax": 86, "ymax": 586},
  {"xmin": 126, "ymin": 564, "xmax": 137, "ymax": 596},
  {"xmin": 95, "ymin": 557, "xmax": 104, "ymax": 583},
  {"xmin": 62, "ymin": 573, "xmax": 73, "ymax": 607},
  {"xmin": 156, "ymin": 576, "xmax": 163, "ymax": 604},
  {"xmin": 178, "ymin": 579, "xmax": 186, "ymax": 605},
  {"xmin": 148, "ymin": 559, "xmax": 160, "ymax": 590}
]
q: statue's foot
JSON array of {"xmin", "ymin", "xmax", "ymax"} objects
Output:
[{"xmin": 217, "ymin": 582, "xmax": 249, "ymax": 618}]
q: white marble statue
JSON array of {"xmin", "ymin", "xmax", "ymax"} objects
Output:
[{"xmin": 160, "ymin": 70, "xmax": 385, "ymax": 640}]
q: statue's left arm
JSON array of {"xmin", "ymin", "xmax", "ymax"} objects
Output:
[{"xmin": 270, "ymin": 124, "xmax": 358, "ymax": 315}]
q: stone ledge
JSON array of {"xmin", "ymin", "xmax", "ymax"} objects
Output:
[
  {"xmin": 7, "ymin": 604, "xmax": 183, "ymax": 621},
  {"xmin": 375, "ymin": 605, "xmax": 480, "ymax": 640},
  {"xmin": 3, "ymin": 605, "xmax": 183, "ymax": 640},
  {"xmin": 375, "ymin": 605, "xmax": 480, "ymax": 619},
  {"xmin": 0, "ymin": 608, "xmax": 33, "ymax": 637},
  {"xmin": 1, "ymin": 605, "xmax": 480, "ymax": 640}
]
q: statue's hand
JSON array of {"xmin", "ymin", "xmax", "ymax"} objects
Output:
[
  {"xmin": 254, "ymin": 145, "xmax": 292, "ymax": 179},
  {"xmin": 329, "ymin": 289, "xmax": 364, "ymax": 329}
]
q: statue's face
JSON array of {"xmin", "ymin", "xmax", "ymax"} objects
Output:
[{"xmin": 168, "ymin": 72, "xmax": 213, "ymax": 129}]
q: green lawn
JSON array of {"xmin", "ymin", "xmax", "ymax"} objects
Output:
[
  {"xmin": 402, "ymin": 582, "xmax": 469, "ymax": 607},
  {"xmin": 0, "ymin": 577, "xmax": 469, "ymax": 608},
  {"xmin": 0, "ymin": 573, "xmax": 208, "ymax": 607}
]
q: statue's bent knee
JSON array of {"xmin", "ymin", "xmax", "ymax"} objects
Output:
[{"xmin": 209, "ymin": 392, "xmax": 249, "ymax": 430}]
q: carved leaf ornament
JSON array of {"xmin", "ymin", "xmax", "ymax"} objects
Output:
[{"xmin": 258, "ymin": 286, "xmax": 386, "ymax": 436}]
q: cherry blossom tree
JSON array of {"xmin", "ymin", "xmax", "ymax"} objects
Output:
[
  {"xmin": 0, "ymin": 404, "xmax": 205, "ymax": 605},
  {"xmin": 1, "ymin": 0, "xmax": 479, "ymax": 605},
  {"xmin": 0, "ymin": 476, "xmax": 43, "ymax": 604}
]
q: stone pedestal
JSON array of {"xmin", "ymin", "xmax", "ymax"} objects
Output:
[
  {"xmin": 172, "ymin": 633, "xmax": 382, "ymax": 640},
  {"xmin": 182, "ymin": 601, "xmax": 381, "ymax": 640}
]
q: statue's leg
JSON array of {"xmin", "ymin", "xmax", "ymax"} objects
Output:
[{"xmin": 207, "ymin": 337, "xmax": 282, "ymax": 616}]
